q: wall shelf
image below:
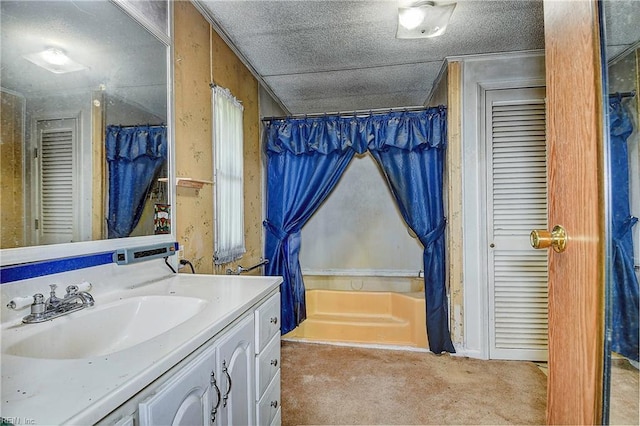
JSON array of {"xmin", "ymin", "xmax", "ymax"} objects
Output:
[{"xmin": 158, "ymin": 177, "xmax": 213, "ymax": 189}]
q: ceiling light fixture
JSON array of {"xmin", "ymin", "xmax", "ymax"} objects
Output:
[
  {"xmin": 396, "ymin": 1, "xmax": 456, "ymax": 39},
  {"xmin": 23, "ymin": 47, "xmax": 87, "ymax": 74},
  {"xmin": 398, "ymin": 6, "xmax": 426, "ymax": 30}
]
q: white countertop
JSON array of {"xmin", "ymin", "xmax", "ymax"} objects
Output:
[{"xmin": 1, "ymin": 274, "xmax": 281, "ymax": 425}]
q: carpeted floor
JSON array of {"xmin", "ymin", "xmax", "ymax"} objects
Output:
[
  {"xmin": 281, "ymin": 341, "xmax": 547, "ymax": 425},
  {"xmin": 609, "ymin": 358, "xmax": 640, "ymax": 425}
]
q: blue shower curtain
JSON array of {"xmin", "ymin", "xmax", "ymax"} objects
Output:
[
  {"xmin": 608, "ymin": 96, "xmax": 639, "ymax": 362},
  {"xmin": 263, "ymin": 107, "xmax": 454, "ymax": 354},
  {"xmin": 367, "ymin": 108, "xmax": 454, "ymax": 354},
  {"xmin": 263, "ymin": 117, "xmax": 362, "ymax": 333},
  {"xmin": 106, "ymin": 125, "xmax": 167, "ymax": 239}
]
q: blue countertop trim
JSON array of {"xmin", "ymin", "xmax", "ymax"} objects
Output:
[{"xmin": 0, "ymin": 252, "xmax": 115, "ymax": 284}]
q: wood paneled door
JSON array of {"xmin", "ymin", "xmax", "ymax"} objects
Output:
[{"xmin": 542, "ymin": 0, "xmax": 606, "ymax": 424}]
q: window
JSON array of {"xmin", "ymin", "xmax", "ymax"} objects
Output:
[{"xmin": 212, "ymin": 85, "xmax": 245, "ymax": 264}]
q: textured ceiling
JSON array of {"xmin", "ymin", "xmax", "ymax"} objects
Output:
[
  {"xmin": 603, "ymin": 1, "xmax": 640, "ymax": 60},
  {"xmin": 198, "ymin": 0, "xmax": 546, "ymax": 114},
  {"xmin": 3, "ymin": 1, "xmax": 638, "ymax": 119}
]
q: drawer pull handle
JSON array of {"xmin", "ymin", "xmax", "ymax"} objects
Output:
[
  {"xmin": 271, "ymin": 400, "xmax": 279, "ymax": 409},
  {"xmin": 222, "ymin": 361, "xmax": 232, "ymax": 408},
  {"xmin": 270, "ymin": 359, "xmax": 278, "ymax": 367},
  {"xmin": 270, "ymin": 316, "xmax": 278, "ymax": 324},
  {"xmin": 211, "ymin": 371, "xmax": 221, "ymax": 421}
]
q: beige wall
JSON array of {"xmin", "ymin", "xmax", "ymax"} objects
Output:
[
  {"xmin": 445, "ymin": 61, "xmax": 464, "ymax": 346},
  {"xmin": 174, "ymin": 2, "xmax": 262, "ymax": 275},
  {"xmin": 211, "ymin": 26, "xmax": 262, "ymax": 275},
  {"xmin": 1, "ymin": 91, "xmax": 25, "ymax": 248}
]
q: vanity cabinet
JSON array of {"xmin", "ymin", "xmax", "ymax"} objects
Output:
[
  {"xmin": 255, "ymin": 293, "xmax": 282, "ymax": 425},
  {"xmin": 1, "ymin": 274, "xmax": 283, "ymax": 425},
  {"xmin": 134, "ymin": 290, "xmax": 280, "ymax": 426}
]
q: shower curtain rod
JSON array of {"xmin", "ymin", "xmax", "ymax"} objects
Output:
[
  {"xmin": 261, "ymin": 105, "xmax": 434, "ymax": 122},
  {"xmin": 608, "ymin": 90, "xmax": 636, "ymax": 99},
  {"xmin": 111, "ymin": 123, "xmax": 166, "ymax": 128}
]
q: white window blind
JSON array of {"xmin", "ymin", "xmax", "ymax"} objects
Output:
[{"xmin": 213, "ymin": 85, "xmax": 245, "ymax": 264}]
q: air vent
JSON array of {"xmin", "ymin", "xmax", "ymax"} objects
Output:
[{"xmin": 114, "ymin": 242, "xmax": 178, "ymax": 265}]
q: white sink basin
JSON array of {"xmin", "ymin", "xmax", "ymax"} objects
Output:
[{"xmin": 3, "ymin": 295, "xmax": 208, "ymax": 359}]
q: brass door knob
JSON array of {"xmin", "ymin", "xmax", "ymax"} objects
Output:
[{"xmin": 530, "ymin": 225, "xmax": 568, "ymax": 253}]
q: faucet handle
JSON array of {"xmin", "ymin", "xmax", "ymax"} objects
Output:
[
  {"xmin": 7, "ymin": 295, "xmax": 35, "ymax": 310},
  {"xmin": 31, "ymin": 294, "xmax": 46, "ymax": 316},
  {"xmin": 76, "ymin": 281, "xmax": 92, "ymax": 292},
  {"xmin": 65, "ymin": 285, "xmax": 79, "ymax": 295},
  {"xmin": 46, "ymin": 284, "xmax": 62, "ymax": 307}
]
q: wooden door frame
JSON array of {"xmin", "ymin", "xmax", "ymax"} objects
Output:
[{"xmin": 543, "ymin": 0, "xmax": 606, "ymax": 424}]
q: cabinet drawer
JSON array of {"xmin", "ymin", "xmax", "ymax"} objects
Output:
[
  {"xmin": 113, "ymin": 415, "xmax": 135, "ymax": 426},
  {"xmin": 270, "ymin": 407, "xmax": 282, "ymax": 426},
  {"xmin": 255, "ymin": 292, "xmax": 280, "ymax": 353},
  {"xmin": 257, "ymin": 370, "xmax": 281, "ymax": 426},
  {"xmin": 256, "ymin": 333, "xmax": 281, "ymax": 398}
]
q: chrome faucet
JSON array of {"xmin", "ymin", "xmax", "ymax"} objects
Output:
[
  {"xmin": 7, "ymin": 283, "xmax": 95, "ymax": 324},
  {"xmin": 60, "ymin": 284, "xmax": 95, "ymax": 308},
  {"xmin": 45, "ymin": 284, "xmax": 64, "ymax": 311}
]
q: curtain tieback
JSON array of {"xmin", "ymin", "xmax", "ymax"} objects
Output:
[
  {"xmin": 263, "ymin": 220, "xmax": 288, "ymax": 242},
  {"xmin": 420, "ymin": 217, "xmax": 447, "ymax": 248},
  {"xmin": 615, "ymin": 216, "xmax": 638, "ymax": 240}
]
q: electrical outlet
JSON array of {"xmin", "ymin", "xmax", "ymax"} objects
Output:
[{"xmin": 177, "ymin": 245, "xmax": 185, "ymax": 270}]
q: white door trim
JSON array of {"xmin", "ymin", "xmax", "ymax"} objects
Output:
[{"xmin": 460, "ymin": 61, "xmax": 546, "ymax": 359}]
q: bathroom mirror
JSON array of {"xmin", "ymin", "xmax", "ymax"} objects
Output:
[
  {"xmin": 601, "ymin": 0, "xmax": 640, "ymax": 423},
  {"xmin": 0, "ymin": 0, "xmax": 172, "ymax": 264}
]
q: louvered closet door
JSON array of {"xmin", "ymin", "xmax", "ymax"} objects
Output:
[
  {"xmin": 486, "ymin": 87, "xmax": 548, "ymax": 361},
  {"xmin": 36, "ymin": 118, "xmax": 77, "ymax": 245}
]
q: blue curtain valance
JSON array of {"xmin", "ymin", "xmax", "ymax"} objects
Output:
[
  {"xmin": 106, "ymin": 125, "xmax": 167, "ymax": 161},
  {"xmin": 264, "ymin": 107, "xmax": 447, "ymax": 155}
]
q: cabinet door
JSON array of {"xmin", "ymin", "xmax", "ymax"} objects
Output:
[
  {"xmin": 139, "ymin": 344, "xmax": 216, "ymax": 426},
  {"xmin": 216, "ymin": 315, "xmax": 255, "ymax": 426}
]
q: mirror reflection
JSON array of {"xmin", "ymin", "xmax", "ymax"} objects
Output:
[
  {"xmin": 603, "ymin": 0, "xmax": 640, "ymax": 424},
  {"xmin": 0, "ymin": 0, "xmax": 169, "ymax": 249}
]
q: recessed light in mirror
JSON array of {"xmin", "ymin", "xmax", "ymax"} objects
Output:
[{"xmin": 23, "ymin": 47, "xmax": 87, "ymax": 74}]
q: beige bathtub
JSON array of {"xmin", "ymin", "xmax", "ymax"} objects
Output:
[{"xmin": 284, "ymin": 289, "xmax": 428, "ymax": 349}]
